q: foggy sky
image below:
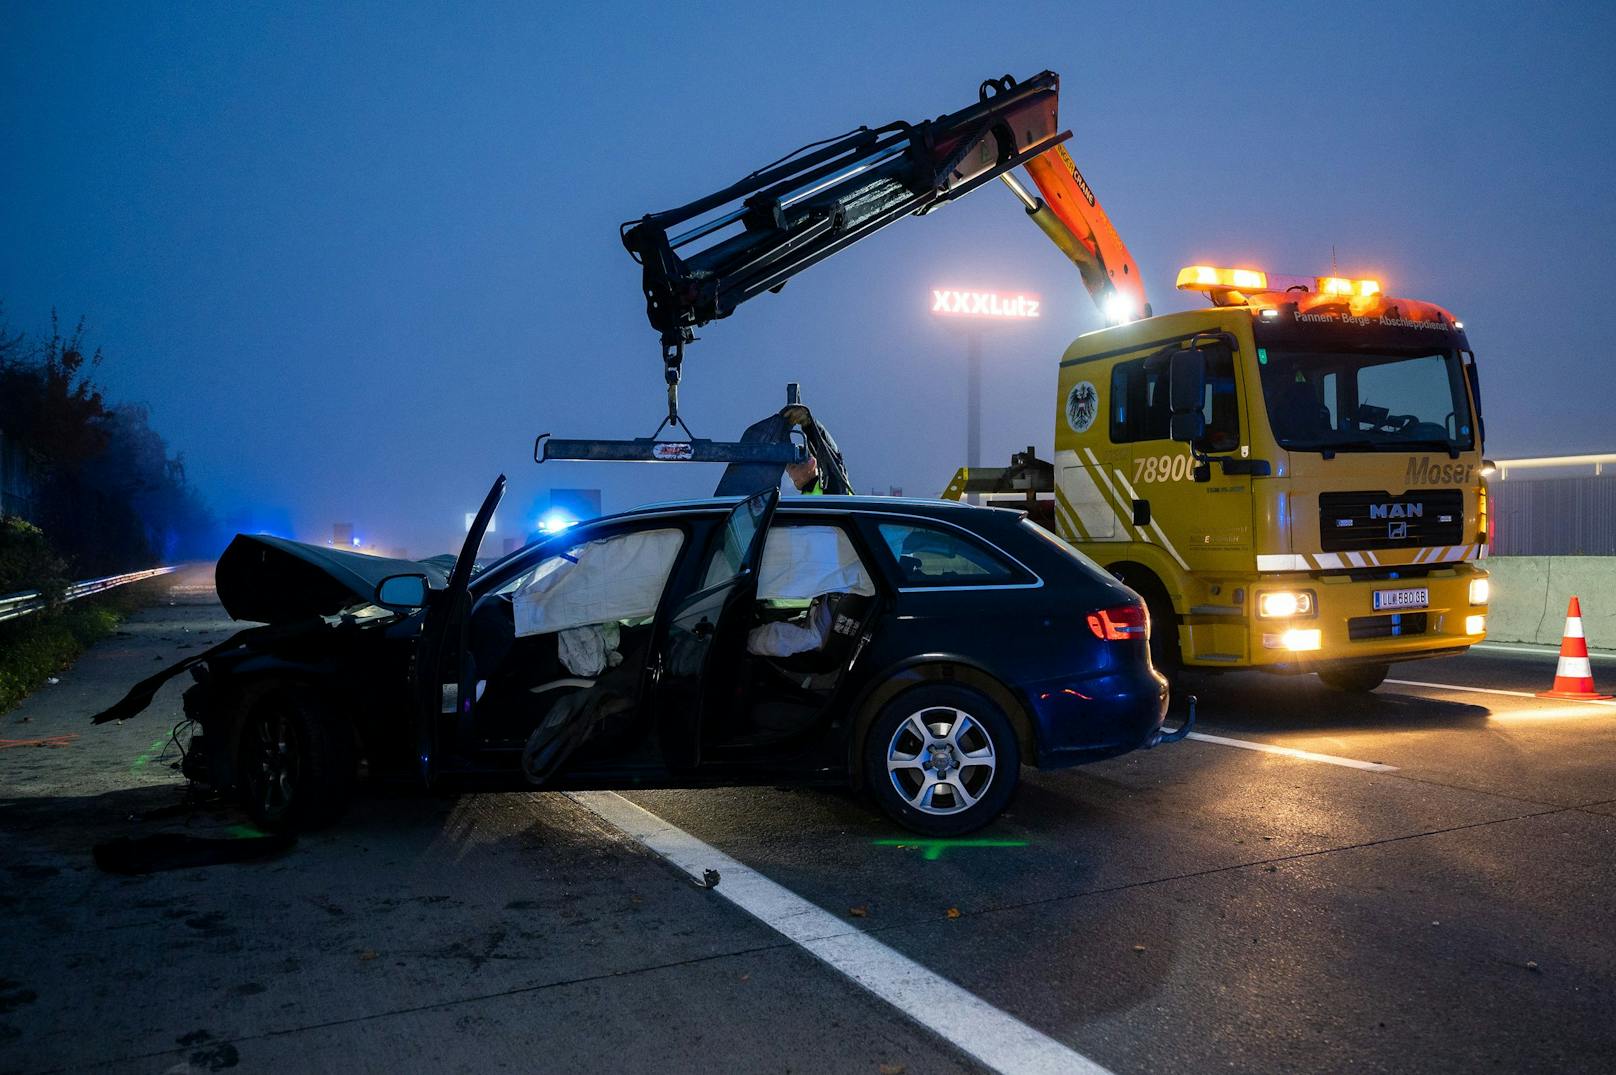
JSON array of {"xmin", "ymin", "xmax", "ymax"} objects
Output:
[{"xmin": 4, "ymin": 1, "xmax": 1614, "ymax": 557}]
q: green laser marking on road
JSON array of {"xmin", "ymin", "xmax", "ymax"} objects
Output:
[{"xmin": 872, "ymin": 838, "xmax": 1029, "ymax": 861}]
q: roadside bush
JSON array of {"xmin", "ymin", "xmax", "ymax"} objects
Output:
[{"xmin": 0, "ymin": 516, "xmax": 67, "ymax": 600}]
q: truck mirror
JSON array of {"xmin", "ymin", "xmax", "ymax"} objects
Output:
[
  {"xmin": 1168, "ymin": 348, "xmax": 1206, "ymax": 415},
  {"xmin": 1168, "ymin": 347, "xmax": 1208, "ymax": 446},
  {"xmin": 1170, "ymin": 411, "xmax": 1206, "ymax": 443}
]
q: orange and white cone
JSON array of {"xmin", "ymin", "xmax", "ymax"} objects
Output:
[{"xmin": 1538, "ymin": 597, "xmax": 1612, "ymax": 699}]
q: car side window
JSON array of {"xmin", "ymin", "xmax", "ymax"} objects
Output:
[
  {"xmin": 875, "ymin": 522, "xmax": 1017, "ymax": 586},
  {"xmin": 699, "ymin": 496, "xmax": 772, "ymax": 591},
  {"xmin": 1111, "ymin": 346, "xmax": 1238, "ymax": 449}
]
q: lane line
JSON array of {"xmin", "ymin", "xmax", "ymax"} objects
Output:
[
  {"xmin": 1475, "ymin": 641, "xmax": 1616, "ymax": 661},
  {"xmin": 1185, "ymin": 732, "xmax": 1398, "ymax": 772},
  {"xmin": 569, "ymin": 791, "xmax": 1112, "ymax": 1075},
  {"xmin": 1387, "ymin": 678, "xmax": 1616, "ymax": 707}
]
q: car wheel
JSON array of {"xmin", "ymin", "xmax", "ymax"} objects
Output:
[
  {"xmin": 1318, "ymin": 663, "xmax": 1390, "ymax": 693},
  {"xmin": 235, "ymin": 683, "xmax": 356, "ymax": 831},
  {"xmin": 863, "ymin": 684, "xmax": 1020, "ymax": 837}
]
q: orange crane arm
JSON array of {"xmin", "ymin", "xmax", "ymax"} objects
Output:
[{"xmin": 1007, "ymin": 144, "xmax": 1150, "ymax": 322}]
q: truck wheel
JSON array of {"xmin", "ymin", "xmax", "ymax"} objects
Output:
[
  {"xmin": 236, "ymin": 683, "xmax": 356, "ymax": 831},
  {"xmin": 1318, "ymin": 663, "xmax": 1389, "ymax": 693},
  {"xmin": 863, "ymin": 684, "xmax": 1020, "ymax": 837}
]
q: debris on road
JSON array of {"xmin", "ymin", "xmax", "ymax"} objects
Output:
[{"xmin": 0, "ymin": 733, "xmax": 78, "ymax": 749}]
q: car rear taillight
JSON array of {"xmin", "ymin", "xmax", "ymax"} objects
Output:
[{"xmin": 1087, "ymin": 604, "xmax": 1148, "ymax": 641}]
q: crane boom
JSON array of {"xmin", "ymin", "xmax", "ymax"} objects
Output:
[
  {"xmin": 538, "ymin": 70, "xmax": 1147, "ymax": 482},
  {"xmin": 623, "ymin": 73, "xmax": 1064, "ymax": 366}
]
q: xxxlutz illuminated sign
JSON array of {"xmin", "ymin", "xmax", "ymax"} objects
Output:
[{"xmin": 931, "ymin": 289, "xmax": 1041, "ymax": 319}]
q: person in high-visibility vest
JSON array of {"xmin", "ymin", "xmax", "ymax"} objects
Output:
[{"xmin": 786, "ymin": 454, "xmax": 824, "ymax": 495}]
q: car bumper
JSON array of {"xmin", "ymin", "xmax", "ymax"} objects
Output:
[
  {"xmin": 1025, "ymin": 662, "xmax": 1171, "ymax": 769},
  {"xmin": 1245, "ymin": 564, "xmax": 1488, "ymax": 671}
]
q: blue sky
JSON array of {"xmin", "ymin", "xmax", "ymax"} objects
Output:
[{"xmin": 3, "ymin": 1, "xmax": 1613, "ymax": 554}]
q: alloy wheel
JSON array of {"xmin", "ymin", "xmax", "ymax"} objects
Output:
[
  {"xmin": 886, "ymin": 706, "xmax": 997, "ymax": 815},
  {"xmin": 247, "ymin": 710, "xmax": 301, "ymax": 816}
]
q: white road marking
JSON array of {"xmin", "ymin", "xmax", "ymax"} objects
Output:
[
  {"xmin": 1475, "ymin": 641, "xmax": 1616, "ymax": 661},
  {"xmin": 1386, "ymin": 679, "xmax": 1616, "ymax": 707},
  {"xmin": 1185, "ymin": 732, "xmax": 1398, "ymax": 771},
  {"xmin": 569, "ymin": 791, "xmax": 1113, "ymax": 1075}
]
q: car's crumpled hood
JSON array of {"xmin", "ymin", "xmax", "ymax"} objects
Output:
[{"xmin": 215, "ymin": 534, "xmax": 457, "ymax": 623}]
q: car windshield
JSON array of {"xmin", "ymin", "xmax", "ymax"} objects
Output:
[{"xmin": 1257, "ymin": 347, "xmax": 1475, "ymax": 452}]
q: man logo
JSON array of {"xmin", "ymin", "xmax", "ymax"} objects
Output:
[
  {"xmin": 1388, "ymin": 521, "xmax": 1409, "ymax": 540},
  {"xmin": 1369, "ymin": 502, "xmax": 1423, "ymax": 520},
  {"xmin": 1066, "ymin": 381, "xmax": 1098, "ymax": 434}
]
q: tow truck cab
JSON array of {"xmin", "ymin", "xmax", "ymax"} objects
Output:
[{"xmin": 969, "ymin": 267, "xmax": 1490, "ymax": 686}]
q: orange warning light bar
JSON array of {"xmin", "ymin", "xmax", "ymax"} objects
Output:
[
  {"xmin": 1318, "ymin": 276, "xmax": 1381, "ymax": 297},
  {"xmin": 1177, "ymin": 265, "xmax": 1385, "ymax": 303},
  {"xmin": 1175, "ymin": 265, "xmax": 1268, "ymax": 293}
]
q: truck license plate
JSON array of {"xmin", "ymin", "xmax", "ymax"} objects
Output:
[{"xmin": 1373, "ymin": 587, "xmax": 1429, "ymax": 611}]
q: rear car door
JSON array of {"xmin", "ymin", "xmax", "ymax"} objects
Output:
[{"xmin": 655, "ymin": 488, "xmax": 779, "ymax": 770}]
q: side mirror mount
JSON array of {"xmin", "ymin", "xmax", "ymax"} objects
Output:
[
  {"xmin": 1168, "ymin": 347, "xmax": 1208, "ymax": 444},
  {"xmin": 375, "ymin": 573, "xmax": 430, "ymax": 611}
]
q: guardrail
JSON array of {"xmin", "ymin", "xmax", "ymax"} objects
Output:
[
  {"xmin": 0, "ymin": 566, "xmax": 177, "ymax": 625},
  {"xmin": 1492, "ymin": 452, "xmax": 1616, "ymax": 479}
]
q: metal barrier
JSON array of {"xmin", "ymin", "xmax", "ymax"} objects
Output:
[{"xmin": 0, "ymin": 566, "xmax": 176, "ymax": 625}]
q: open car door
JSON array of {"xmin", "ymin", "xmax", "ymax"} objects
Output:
[
  {"xmin": 656, "ymin": 487, "xmax": 779, "ymax": 771},
  {"xmin": 414, "ymin": 474, "xmax": 505, "ymax": 786}
]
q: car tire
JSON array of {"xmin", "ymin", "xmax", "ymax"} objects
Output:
[
  {"xmin": 863, "ymin": 684, "xmax": 1020, "ymax": 837},
  {"xmin": 235, "ymin": 682, "xmax": 357, "ymax": 831},
  {"xmin": 1318, "ymin": 663, "xmax": 1390, "ymax": 693}
]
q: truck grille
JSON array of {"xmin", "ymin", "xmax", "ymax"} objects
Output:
[
  {"xmin": 1348, "ymin": 612, "xmax": 1429, "ymax": 641},
  {"xmin": 1319, "ymin": 490, "xmax": 1464, "ymax": 552}
]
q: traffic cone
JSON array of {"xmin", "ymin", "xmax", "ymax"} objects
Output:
[{"xmin": 1538, "ymin": 597, "xmax": 1612, "ymax": 699}]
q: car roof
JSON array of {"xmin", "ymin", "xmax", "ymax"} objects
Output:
[{"xmin": 606, "ymin": 494, "xmax": 1017, "ymax": 524}]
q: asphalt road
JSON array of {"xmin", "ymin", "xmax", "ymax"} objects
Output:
[{"xmin": 2, "ymin": 568, "xmax": 1613, "ymax": 1074}]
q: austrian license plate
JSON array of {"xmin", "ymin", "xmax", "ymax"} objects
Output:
[{"xmin": 1373, "ymin": 587, "xmax": 1429, "ymax": 611}]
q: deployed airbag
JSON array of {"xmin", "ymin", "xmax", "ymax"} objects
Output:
[
  {"xmin": 514, "ymin": 529, "xmax": 682, "ymax": 637},
  {"xmin": 757, "ymin": 526, "xmax": 875, "ymax": 600}
]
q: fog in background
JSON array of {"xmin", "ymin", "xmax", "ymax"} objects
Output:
[{"xmin": 4, "ymin": 1, "xmax": 1612, "ymax": 557}]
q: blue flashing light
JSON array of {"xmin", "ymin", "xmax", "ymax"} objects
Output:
[{"xmin": 538, "ymin": 510, "xmax": 575, "ymax": 534}]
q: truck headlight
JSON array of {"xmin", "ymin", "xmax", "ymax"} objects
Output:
[
  {"xmin": 1258, "ymin": 590, "xmax": 1316, "ymax": 618},
  {"xmin": 1465, "ymin": 614, "xmax": 1486, "ymax": 636},
  {"xmin": 1469, "ymin": 578, "xmax": 1489, "ymax": 605}
]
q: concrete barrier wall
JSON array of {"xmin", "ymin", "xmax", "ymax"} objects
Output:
[{"xmin": 1484, "ymin": 556, "xmax": 1616, "ymax": 649}]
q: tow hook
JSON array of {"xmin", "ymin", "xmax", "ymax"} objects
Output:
[{"xmin": 1150, "ymin": 694, "xmax": 1197, "ymax": 747}]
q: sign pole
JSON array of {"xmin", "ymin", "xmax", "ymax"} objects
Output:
[{"xmin": 966, "ymin": 328, "xmax": 982, "ymax": 471}]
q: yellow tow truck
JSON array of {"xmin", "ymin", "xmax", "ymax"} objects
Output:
[{"xmin": 947, "ymin": 265, "xmax": 1491, "ymax": 692}]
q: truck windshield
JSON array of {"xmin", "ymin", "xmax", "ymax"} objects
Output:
[{"xmin": 1257, "ymin": 348, "xmax": 1475, "ymax": 453}]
